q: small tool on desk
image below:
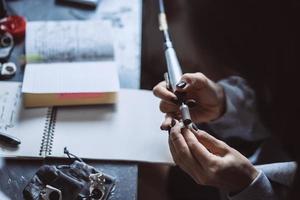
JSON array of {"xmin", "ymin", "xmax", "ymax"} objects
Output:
[
  {"xmin": 0, "ymin": 62, "xmax": 16, "ymax": 79},
  {"xmin": 158, "ymin": 0, "xmax": 193, "ymax": 126},
  {"xmin": 0, "ymin": 131, "xmax": 21, "ymax": 146},
  {"xmin": 0, "ymin": 31, "xmax": 13, "ymax": 61}
]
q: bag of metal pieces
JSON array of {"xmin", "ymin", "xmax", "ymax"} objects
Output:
[{"xmin": 23, "ymin": 148, "xmax": 115, "ymax": 200}]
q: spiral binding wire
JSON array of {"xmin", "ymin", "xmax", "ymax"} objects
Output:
[{"xmin": 39, "ymin": 107, "xmax": 57, "ymax": 157}]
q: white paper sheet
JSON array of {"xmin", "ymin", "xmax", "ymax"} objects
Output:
[
  {"xmin": 0, "ymin": 84, "xmax": 173, "ymax": 163},
  {"xmin": 51, "ymin": 89, "xmax": 173, "ymax": 164},
  {"xmin": 0, "ymin": 82, "xmax": 49, "ymax": 157},
  {"xmin": 22, "ymin": 61, "xmax": 120, "ymax": 93},
  {"xmin": 0, "ymin": 82, "xmax": 22, "ymax": 132}
]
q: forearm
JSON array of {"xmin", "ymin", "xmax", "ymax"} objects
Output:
[
  {"xmin": 228, "ymin": 161, "xmax": 297, "ymax": 200},
  {"xmin": 228, "ymin": 170, "xmax": 278, "ymax": 200},
  {"xmin": 207, "ymin": 76, "xmax": 269, "ymax": 142}
]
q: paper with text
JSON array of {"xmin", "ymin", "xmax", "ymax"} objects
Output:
[
  {"xmin": 0, "ymin": 82, "xmax": 49, "ymax": 157},
  {"xmin": 0, "ymin": 82, "xmax": 22, "ymax": 132},
  {"xmin": 26, "ymin": 20, "xmax": 114, "ymax": 63}
]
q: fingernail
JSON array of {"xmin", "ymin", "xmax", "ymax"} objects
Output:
[
  {"xmin": 192, "ymin": 123, "xmax": 198, "ymax": 131},
  {"xmin": 171, "ymin": 119, "xmax": 176, "ymax": 127},
  {"xmin": 160, "ymin": 125, "xmax": 164, "ymax": 130},
  {"xmin": 176, "ymin": 81, "xmax": 186, "ymax": 89},
  {"xmin": 186, "ymin": 99, "xmax": 197, "ymax": 107},
  {"xmin": 160, "ymin": 124, "xmax": 170, "ymax": 131}
]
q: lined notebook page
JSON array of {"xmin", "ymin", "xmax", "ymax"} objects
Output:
[
  {"xmin": 26, "ymin": 20, "xmax": 114, "ymax": 63},
  {"xmin": 0, "ymin": 82, "xmax": 48, "ymax": 157},
  {"xmin": 50, "ymin": 89, "xmax": 173, "ymax": 164}
]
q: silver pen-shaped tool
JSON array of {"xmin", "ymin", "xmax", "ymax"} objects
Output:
[{"xmin": 158, "ymin": 0, "xmax": 192, "ymax": 126}]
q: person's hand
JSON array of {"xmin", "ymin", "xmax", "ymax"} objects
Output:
[
  {"xmin": 153, "ymin": 73, "xmax": 225, "ymax": 130},
  {"xmin": 168, "ymin": 120, "xmax": 259, "ymax": 194}
]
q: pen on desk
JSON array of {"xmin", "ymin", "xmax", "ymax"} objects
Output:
[{"xmin": 0, "ymin": 132, "xmax": 21, "ymax": 145}]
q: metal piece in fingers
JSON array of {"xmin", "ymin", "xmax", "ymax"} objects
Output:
[
  {"xmin": 180, "ymin": 104, "xmax": 192, "ymax": 126},
  {"xmin": 164, "ymin": 72, "xmax": 171, "ymax": 90},
  {"xmin": 0, "ymin": 62, "xmax": 16, "ymax": 79},
  {"xmin": 40, "ymin": 185, "xmax": 62, "ymax": 200}
]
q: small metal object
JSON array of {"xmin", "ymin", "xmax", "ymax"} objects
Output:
[
  {"xmin": 40, "ymin": 185, "xmax": 62, "ymax": 200},
  {"xmin": 180, "ymin": 104, "xmax": 192, "ymax": 125},
  {"xmin": 0, "ymin": 62, "xmax": 16, "ymax": 79},
  {"xmin": 164, "ymin": 72, "xmax": 171, "ymax": 90},
  {"xmin": 89, "ymin": 172, "xmax": 106, "ymax": 199},
  {"xmin": 0, "ymin": 31, "xmax": 13, "ymax": 61}
]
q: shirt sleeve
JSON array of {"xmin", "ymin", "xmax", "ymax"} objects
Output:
[
  {"xmin": 207, "ymin": 76, "xmax": 269, "ymax": 142},
  {"xmin": 228, "ymin": 170, "xmax": 278, "ymax": 200}
]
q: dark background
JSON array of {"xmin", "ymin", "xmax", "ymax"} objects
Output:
[
  {"xmin": 140, "ymin": 1, "xmax": 299, "ymax": 200},
  {"xmin": 140, "ymin": 0, "xmax": 295, "ymax": 130}
]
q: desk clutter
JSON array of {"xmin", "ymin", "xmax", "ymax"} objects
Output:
[
  {"xmin": 23, "ymin": 148, "xmax": 115, "ymax": 200},
  {"xmin": 0, "ymin": 15, "xmax": 26, "ymax": 79},
  {"xmin": 1, "ymin": 1, "xmax": 144, "ymax": 199},
  {"xmin": 0, "ymin": 82, "xmax": 173, "ymax": 163},
  {"xmin": 23, "ymin": 20, "xmax": 120, "ymax": 108}
]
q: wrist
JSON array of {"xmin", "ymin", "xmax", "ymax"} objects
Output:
[
  {"xmin": 229, "ymin": 165, "xmax": 259, "ymax": 195},
  {"xmin": 213, "ymin": 84, "xmax": 226, "ymax": 120}
]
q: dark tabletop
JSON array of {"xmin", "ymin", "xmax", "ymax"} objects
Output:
[
  {"xmin": 0, "ymin": 0, "xmax": 141, "ymax": 199},
  {"xmin": 0, "ymin": 159, "xmax": 137, "ymax": 200}
]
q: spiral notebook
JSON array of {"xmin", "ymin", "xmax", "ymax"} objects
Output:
[{"xmin": 0, "ymin": 82, "xmax": 173, "ymax": 163}]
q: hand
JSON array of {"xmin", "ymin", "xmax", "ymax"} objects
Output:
[
  {"xmin": 153, "ymin": 73, "xmax": 225, "ymax": 130},
  {"xmin": 168, "ymin": 120, "xmax": 259, "ymax": 193}
]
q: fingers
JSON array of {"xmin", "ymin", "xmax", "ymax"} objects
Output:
[
  {"xmin": 189, "ymin": 128, "xmax": 229, "ymax": 156},
  {"xmin": 160, "ymin": 114, "xmax": 173, "ymax": 130},
  {"xmin": 168, "ymin": 121, "xmax": 204, "ymax": 182},
  {"xmin": 160, "ymin": 113, "xmax": 182, "ymax": 130},
  {"xmin": 169, "ymin": 120, "xmax": 189, "ymax": 158},
  {"xmin": 159, "ymin": 100, "xmax": 178, "ymax": 113},
  {"xmin": 153, "ymin": 81, "xmax": 178, "ymax": 103},
  {"xmin": 180, "ymin": 128, "xmax": 213, "ymax": 165},
  {"xmin": 176, "ymin": 72, "xmax": 209, "ymax": 92},
  {"xmin": 168, "ymin": 138, "xmax": 202, "ymax": 183},
  {"xmin": 168, "ymin": 137, "xmax": 180, "ymax": 164}
]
